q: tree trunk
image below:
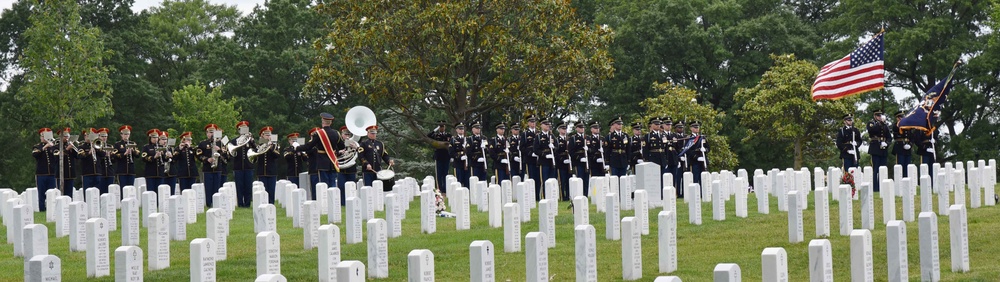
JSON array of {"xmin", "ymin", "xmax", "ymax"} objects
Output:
[{"xmin": 793, "ymin": 138, "xmax": 803, "ymax": 170}]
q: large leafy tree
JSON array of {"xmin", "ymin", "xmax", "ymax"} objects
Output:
[
  {"xmin": 640, "ymin": 83, "xmax": 739, "ymax": 170},
  {"xmin": 171, "ymin": 82, "xmax": 241, "ymax": 135},
  {"xmin": 735, "ymin": 54, "xmax": 857, "ymax": 169},
  {"xmin": 308, "ymin": 0, "xmax": 614, "ymax": 143}
]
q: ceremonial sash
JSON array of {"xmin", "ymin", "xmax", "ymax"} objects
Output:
[{"xmin": 316, "ymin": 129, "xmax": 341, "ymax": 172}]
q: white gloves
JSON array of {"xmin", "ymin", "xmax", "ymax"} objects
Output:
[
  {"xmin": 545, "ymin": 154, "xmax": 554, "ymax": 159},
  {"xmin": 501, "ymin": 159, "xmax": 509, "ymax": 164},
  {"xmin": 532, "ymin": 153, "xmax": 538, "ymax": 158},
  {"xmin": 637, "ymin": 159, "xmax": 644, "ymax": 164},
  {"xmin": 700, "ymin": 147, "xmax": 707, "ymax": 152},
  {"xmin": 548, "ymin": 143, "xmax": 555, "ymax": 149},
  {"xmin": 563, "ymin": 159, "xmax": 570, "ymax": 164},
  {"xmin": 904, "ymin": 144, "xmax": 911, "ymax": 150},
  {"xmin": 596, "ymin": 158, "xmax": 604, "ymax": 163},
  {"xmin": 850, "ymin": 141, "xmax": 857, "ymax": 146},
  {"xmin": 480, "ymin": 142, "xmax": 487, "ymax": 149},
  {"xmin": 847, "ymin": 150, "xmax": 856, "ymax": 155},
  {"xmin": 697, "ymin": 157, "xmax": 705, "ymax": 162},
  {"xmin": 880, "ymin": 142, "xmax": 887, "ymax": 148},
  {"xmin": 514, "ymin": 157, "xmax": 521, "ymax": 162},
  {"xmin": 598, "ymin": 148, "xmax": 604, "ymax": 153},
  {"xmin": 926, "ymin": 148, "xmax": 933, "ymax": 153},
  {"xmin": 461, "ymin": 155, "xmax": 467, "ymax": 161},
  {"xmin": 580, "ymin": 158, "xmax": 587, "ymax": 163},
  {"xmin": 477, "ymin": 157, "xmax": 486, "ymax": 163},
  {"xmin": 680, "ymin": 156, "xmax": 687, "ymax": 162}
]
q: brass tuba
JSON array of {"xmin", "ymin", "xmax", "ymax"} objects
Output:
[{"xmin": 339, "ymin": 106, "xmax": 376, "ymax": 168}]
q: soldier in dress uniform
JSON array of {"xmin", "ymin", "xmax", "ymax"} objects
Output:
[
  {"xmin": 643, "ymin": 118, "xmax": 665, "ymax": 172},
  {"xmin": 296, "ymin": 113, "xmax": 346, "ymax": 201},
  {"xmin": 255, "ymin": 126, "xmax": 281, "ymax": 204},
  {"xmin": 158, "ymin": 131, "xmax": 176, "ymax": 193},
  {"xmin": 587, "ymin": 120, "xmax": 607, "ymax": 178},
  {"xmin": 684, "ymin": 121, "xmax": 710, "ymax": 187},
  {"xmin": 141, "ymin": 129, "xmax": 164, "ymax": 191},
  {"xmin": 80, "ymin": 128, "xmax": 106, "ymax": 192},
  {"xmin": 467, "ymin": 121, "xmax": 489, "ymax": 182},
  {"xmin": 671, "ymin": 120, "xmax": 687, "ymax": 191},
  {"xmin": 282, "ymin": 132, "xmax": 307, "ymax": 187},
  {"xmin": 489, "ymin": 122, "xmax": 511, "ymax": 182},
  {"xmin": 427, "ymin": 120, "xmax": 451, "ymax": 192},
  {"xmin": 520, "ymin": 115, "xmax": 540, "ymax": 190},
  {"xmin": 175, "ymin": 131, "xmax": 199, "ymax": 192},
  {"xmin": 97, "ymin": 128, "xmax": 115, "ymax": 191},
  {"xmin": 866, "ymin": 109, "xmax": 891, "ymax": 192},
  {"xmin": 534, "ymin": 119, "xmax": 556, "ymax": 199},
  {"xmin": 661, "ymin": 117, "xmax": 679, "ymax": 180},
  {"xmin": 57, "ymin": 128, "xmax": 80, "ymax": 195},
  {"xmin": 508, "ymin": 123, "xmax": 522, "ymax": 178},
  {"xmin": 230, "ymin": 120, "xmax": 258, "ymax": 207},
  {"xmin": 629, "ymin": 122, "xmax": 644, "ymax": 173},
  {"xmin": 305, "ymin": 127, "xmax": 321, "ymax": 196},
  {"xmin": 605, "ymin": 117, "xmax": 629, "ymax": 177},
  {"xmin": 359, "ymin": 125, "xmax": 393, "ymax": 187},
  {"xmin": 912, "ymin": 128, "xmax": 938, "ymax": 178},
  {"xmin": 33, "ymin": 128, "xmax": 58, "ymax": 211},
  {"xmin": 337, "ymin": 126, "xmax": 359, "ymax": 204},
  {"xmin": 890, "ymin": 111, "xmax": 913, "ymax": 177},
  {"xmin": 113, "ymin": 125, "xmax": 140, "ymax": 186},
  {"xmin": 216, "ymin": 128, "xmax": 230, "ymax": 183},
  {"xmin": 836, "ymin": 114, "xmax": 863, "ymax": 170},
  {"xmin": 569, "ymin": 121, "xmax": 590, "ymax": 195},
  {"xmin": 449, "ymin": 122, "xmax": 469, "ymax": 192},
  {"xmin": 555, "ymin": 122, "xmax": 572, "ymax": 201},
  {"xmin": 197, "ymin": 124, "xmax": 226, "ymax": 207}
]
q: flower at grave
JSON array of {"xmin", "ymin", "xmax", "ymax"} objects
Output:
[
  {"xmin": 434, "ymin": 189, "xmax": 447, "ymax": 213},
  {"xmin": 842, "ymin": 168, "xmax": 857, "ymax": 197}
]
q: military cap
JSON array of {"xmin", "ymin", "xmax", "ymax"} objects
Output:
[
  {"xmin": 843, "ymin": 114, "xmax": 853, "ymax": 121},
  {"xmin": 872, "ymin": 109, "xmax": 883, "ymax": 115},
  {"xmin": 471, "ymin": 121, "xmax": 482, "ymax": 128},
  {"xmin": 540, "ymin": 118, "xmax": 551, "ymax": 125},
  {"xmin": 557, "ymin": 122, "xmax": 567, "ymax": 129},
  {"xmin": 118, "ymin": 125, "xmax": 132, "ymax": 133},
  {"xmin": 259, "ymin": 126, "xmax": 273, "ymax": 136},
  {"xmin": 631, "ymin": 122, "xmax": 642, "ymax": 130},
  {"xmin": 236, "ymin": 120, "xmax": 250, "ymax": 128},
  {"xmin": 690, "ymin": 121, "xmax": 701, "ymax": 128},
  {"xmin": 495, "ymin": 122, "xmax": 507, "ymax": 129},
  {"xmin": 661, "ymin": 116, "xmax": 672, "ymax": 124},
  {"xmin": 286, "ymin": 132, "xmax": 300, "ymax": 139},
  {"xmin": 339, "ymin": 126, "xmax": 348, "ymax": 132},
  {"xmin": 674, "ymin": 120, "xmax": 685, "ymax": 128},
  {"xmin": 366, "ymin": 125, "xmax": 378, "ymax": 133},
  {"xmin": 609, "ymin": 117, "xmax": 623, "ymax": 126},
  {"xmin": 648, "ymin": 117, "xmax": 662, "ymax": 125},
  {"xmin": 454, "ymin": 122, "xmax": 465, "ymax": 129},
  {"xmin": 589, "ymin": 120, "xmax": 600, "ymax": 128},
  {"xmin": 894, "ymin": 111, "xmax": 904, "ymax": 118},
  {"xmin": 320, "ymin": 112, "xmax": 335, "ymax": 120},
  {"xmin": 525, "ymin": 114, "xmax": 538, "ymax": 122},
  {"xmin": 510, "ymin": 123, "xmax": 521, "ymax": 130},
  {"xmin": 146, "ymin": 129, "xmax": 160, "ymax": 137}
]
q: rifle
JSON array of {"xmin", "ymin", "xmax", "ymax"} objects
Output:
[
  {"xmin": 503, "ymin": 136, "xmax": 511, "ymax": 175},
  {"xmin": 479, "ymin": 135, "xmax": 488, "ymax": 172},
  {"xmin": 547, "ymin": 132, "xmax": 556, "ymax": 166},
  {"xmin": 582, "ymin": 134, "xmax": 590, "ymax": 173},
  {"xmin": 698, "ymin": 134, "xmax": 708, "ymax": 169}
]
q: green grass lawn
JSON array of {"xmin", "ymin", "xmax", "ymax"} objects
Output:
[{"xmin": 1, "ymin": 184, "xmax": 998, "ymax": 281}]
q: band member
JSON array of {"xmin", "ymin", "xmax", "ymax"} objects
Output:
[
  {"xmin": 449, "ymin": 122, "xmax": 469, "ymax": 192},
  {"xmin": 255, "ymin": 126, "xmax": 281, "ymax": 204},
  {"xmin": 569, "ymin": 121, "xmax": 589, "ymax": 196},
  {"xmin": 555, "ymin": 122, "xmax": 572, "ymax": 201},
  {"xmin": 890, "ymin": 111, "xmax": 913, "ymax": 177},
  {"xmin": 216, "ymin": 128, "xmax": 230, "ymax": 183},
  {"xmin": 159, "ymin": 131, "xmax": 176, "ymax": 193},
  {"xmin": 337, "ymin": 126, "xmax": 359, "ymax": 205},
  {"xmin": 80, "ymin": 128, "xmax": 106, "ymax": 192},
  {"xmin": 282, "ymin": 132, "xmax": 307, "ymax": 187},
  {"xmin": 113, "ymin": 125, "xmax": 140, "ymax": 186},
  {"xmin": 508, "ymin": 123, "xmax": 522, "ymax": 178},
  {"xmin": 305, "ymin": 127, "xmax": 321, "ymax": 196},
  {"xmin": 587, "ymin": 121, "xmax": 607, "ymax": 178},
  {"xmin": 836, "ymin": 114, "xmax": 862, "ymax": 171},
  {"xmin": 34, "ymin": 128, "xmax": 58, "ymax": 211},
  {"xmin": 672, "ymin": 120, "xmax": 687, "ymax": 191},
  {"xmin": 428, "ymin": 120, "xmax": 451, "ymax": 191},
  {"xmin": 867, "ymin": 109, "xmax": 891, "ymax": 192},
  {"xmin": 176, "ymin": 132, "xmax": 199, "ymax": 192},
  {"xmin": 683, "ymin": 121, "xmax": 710, "ymax": 187},
  {"xmin": 296, "ymin": 113, "xmax": 346, "ymax": 200},
  {"xmin": 141, "ymin": 129, "xmax": 164, "ymax": 191},
  {"xmin": 489, "ymin": 122, "xmax": 510, "ymax": 183},
  {"xmin": 643, "ymin": 118, "xmax": 665, "ymax": 174},
  {"xmin": 56, "ymin": 128, "xmax": 79, "ymax": 195},
  {"xmin": 230, "ymin": 120, "xmax": 258, "ymax": 207},
  {"xmin": 467, "ymin": 121, "xmax": 489, "ymax": 183},
  {"xmin": 606, "ymin": 117, "xmax": 629, "ymax": 177},
  {"xmin": 521, "ymin": 115, "xmax": 540, "ymax": 191},
  {"xmin": 359, "ymin": 125, "xmax": 393, "ymax": 187},
  {"xmin": 629, "ymin": 122, "xmax": 644, "ymax": 173},
  {"xmin": 534, "ymin": 119, "xmax": 556, "ymax": 200},
  {"xmin": 197, "ymin": 124, "xmax": 226, "ymax": 207},
  {"xmin": 97, "ymin": 128, "xmax": 115, "ymax": 191}
]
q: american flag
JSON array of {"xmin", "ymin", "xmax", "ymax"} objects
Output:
[{"xmin": 811, "ymin": 33, "xmax": 885, "ymax": 100}]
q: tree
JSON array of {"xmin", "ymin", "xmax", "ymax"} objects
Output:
[
  {"xmin": 171, "ymin": 82, "xmax": 241, "ymax": 135},
  {"xmin": 308, "ymin": 0, "xmax": 614, "ymax": 143},
  {"xmin": 734, "ymin": 54, "xmax": 856, "ymax": 169},
  {"xmin": 640, "ymin": 82, "xmax": 739, "ymax": 170}
]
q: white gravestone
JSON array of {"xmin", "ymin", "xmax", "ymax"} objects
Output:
[
  {"xmin": 142, "ymin": 191, "xmax": 156, "ymax": 228},
  {"xmin": 714, "ymin": 263, "xmax": 742, "ymax": 282},
  {"xmin": 318, "ymin": 225, "xmax": 342, "ymax": 282},
  {"xmin": 148, "ymin": 213, "xmax": 170, "ymax": 270},
  {"xmin": 366, "ymin": 218, "xmax": 389, "ymax": 278},
  {"xmin": 115, "ymin": 246, "xmax": 143, "ymax": 282},
  {"xmin": 663, "ymin": 186, "xmax": 676, "ymax": 215},
  {"xmin": 735, "ymin": 177, "xmax": 748, "ymax": 218},
  {"xmin": 489, "ymin": 184, "xmax": 502, "ymax": 228},
  {"xmin": 659, "ymin": 211, "xmax": 677, "ymax": 273},
  {"xmin": 121, "ymin": 198, "xmax": 140, "ymax": 246},
  {"xmin": 169, "ymin": 196, "xmax": 186, "ymax": 241},
  {"xmin": 470, "ymin": 240, "xmax": 496, "ymax": 282},
  {"xmin": 12, "ymin": 204, "xmax": 32, "ymax": 257},
  {"xmin": 190, "ymin": 238, "xmax": 217, "ymax": 282},
  {"xmin": 948, "ymin": 205, "xmax": 969, "ymax": 272},
  {"xmin": 256, "ymin": 204, "xmax": 276, "ymax": 233},
  {"xmin": 815, "ymin": 187, "xmax": 830, "ymax": 237},
  {"xmin": 849, "ymin": 229, "xmax": 873, "ymax": 282},
  {"xmin": 539, "ymin": 199, "xmax": 556, "ymax": 249},
  {"xmin": 206, "ymin": 208, "xmax": 228, "ymax": 260},
  {"xmin": 621, "ymin": 217, "xmax": 642, "ymax": 281},
  {"xmin": 761, "ymin": 247, "xmax": 788, "ymax": 282},
  {"xmin": 525, "ymin": 232, "xmax": 549, "ymax": 282},
  {"xmin": 303, "ymin": 201, "xmax": 320, "ymax": 250},
  {"xmin": 69, "ymin": 201, "xmax": 88, "ymax": 252},
  {"xmin": 519, "ymin": 183, "xmax": 532, "ymax": 222},
  {"xmin": 838, "ymin": 185, "xmax": 853, "ymax": 236},
  {"xmin": 86, "ymin": 188, "xmax": 100, "ymax": 218},
  {"xmin": 328, "ymin": 188, "xmax": 342, "ymax": 224},
  {"xmin": 918, "ymin": 212, "xmax": 940, "ymax": 281},
  {"xmin": 902, "ymin": 178, "xmax": 915, "ymax": 222},
  {"xmin": 575, "ymin": 225, "xmax": 598, "ymax": 282},
  {"xmin": 255, "ymin": 274, "xmax": 287, "ymax": 282},
  {"xmin": 689, "ymin": 184, "xmax": 703, "ymax": 225},
  {"xmin": 504, "ymin": 203, "xmax": 521, "ymax": 252},
  {"xmin": 502, "ymin": 180, "xmax": 513, "ymax": 205},
  {"xmin": 605, "ymin": 193, "xmax": 620, "ymax": 240},
  {"xmin": 22, "ymin": 224, "xmax": 48, "ymax": 281},
  {"xmin": 256, "ymin": 231, "xmax": 281, "ymax": 276},
  {"xmin": 636, "ymin": 162, "xmax": 662, "ymax": 207},
  {"xmin": 359, "ymin": 186, "xmax": 374, "ymax": 220},
  {"xmin": 455, "ymin": 187, "xmax": 471, "ymax": 230},
  {"xmin": 27, "ymin": 255, "xmax": 61, "ymax": 282},
  {"xmin": 755, "ymin": 175, "xmax": 770, "ymax": 214},
  {"xmin": 920, "ymin": 175, "xmax": 933, "ymax": 212},
  {"xmin": 290, "ymin": 189, "xmax": 304, "ymax": 227},
  {"xmin": 712, "ymin": 180, "xmax": 725, "ymax": 221},
  {"xmin": 808, "ymin": 239, "xmax": 834, "ymax": 282},
  {"xmin": 654, "ymin": 277, "xmax": 682, "ymax": 282},
  {"xmin": 787, "ymin": 191, "xmax": 803, "ymax": 243},
  {"xmin": 420, "ymin": 190, "xmax": 436, "ymax": 234},
  {"xmin": 886, "ymin": 220, "xmax": 908, "ymax": 282},
  {"xmin": 574, "ymin": 196, "xmax": 589, "ymax": 228},
  {"xmin": 183, "ymin": 190, "xmax": 198, "ymax": 222},
  {"xmin": 345, "ymin": 197, "xmax": 363, "ymax": 244},
  {"xmin": 85, "ymin": 218, "xmax": 111, "ymax": 277},
  {"xmin": 620, "ymin": 176, "xmax": 634, "ymax": 211},
  {"xmin": 316, "ymin": 182, "xmax": 329, "ymax": 216},
  {"xmin": 407, "ymin": 249, "xmax": 435, "ymax": 282},
  {"xmin": 336, "ymin": 261, "xmax": 366, "ymax": 282},
  {"xmin": 882, "ymin": 179, "xmax": 896, "ymax": 224},
  {"xmin": 385, "ymin": 194, "xmax": 402, "ymax": 238},
  {"xmin": 860, "ymin": 183, "xmax": 874, "ymax": 230},
  {"xmin": 635, "ymin": 190, "xmax": 650, "ymax": 235},
  {"xmin": 937, "ymin": 173, "xmax": 950, "ymax": 215},
  {"xmin": 775, "ymin": 172, "xmax": 786, "ymax": 211},
  {"xmin": 100, "ymin": 195, "xmax": 116, "ymax": 232}
]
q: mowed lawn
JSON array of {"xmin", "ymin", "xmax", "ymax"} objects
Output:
[{"xmin": 1, "ymin": 184, "xmax": 998, "ymax": 281}]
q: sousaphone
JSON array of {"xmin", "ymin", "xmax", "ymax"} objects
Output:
[{"xmin": 339, "ymin": 106, "xmax": 376, "ymax": 168}]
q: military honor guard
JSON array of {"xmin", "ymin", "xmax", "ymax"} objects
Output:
[
  {"xmin": 671, "ymin": 120, "xmax": 687, "ymax": 191},
  {"xmin": 628, "ymin": 122, "xmax": 644, "ymax": 173},
  {"xmin": 890, "ymin": 111, "xmax": 913, "ymax": 177},
  {"xmin": 534, "ymin": 119, "xmax": 556, "ymax": 200},
  {"xmin": 158, "ymin": 131, "xmax": 177, "ymax": 193},
  {"xmin": 449, "ymin": 122, "xmax": 470, "ymax": 191},
  {"xmin": 296, "ymin": 113, "xmax": 346, "ymax": 200},
  {"xmin": 569, "ymin": 121, "xmax": 590, "ymax": 196},
  {"xmin": 141, "ymin": 129, "xmax": 165, "ymax": 191},
  {"xmin": 866, "ymin": 110, "xmax": 891, "ymax": 192},
  {"xmin": 605, "ymin": 117, "xmax": 629, "ymax": 177},
  {"xmin": 643, "ymin": 118, "xmax": 666, "ymax": 173},
  {"xmin": 913, "ymin": 129, "xmax": 938, "ymax": 178},
  {"xmin": 507, "ymin": 123, "xmax": 523, "ymax": 178},
  {"xmin": 113, "ymin": 125, "xmax": 140, "ymax": 186},
  {"xmin": 836, "ymin": 114, "xmax": 863, "ymax": 170},
  {"xmin": 467, "ymin": 121, "xmax": 489, "ymax": 182},
  {"xmin": 197, "ymin": 124, "xmax": 226, "ymax": 207},
  {"xmin": 428, "ymin": 121, "xmax": 452, "ymax": 191},
  {"xmin": 254, "ymin": 126, "xmax": 281, "ymax": 204},
  {"xmin": 587, "ymin": 120, "xmax": 607, "ymax": 177},
  {"xmin": 660, "ymin": 117, "xmax": 677, "ymax": 178},
  {"xmin": 489, "ymin": 122, "xmax": 511, "ymax": 182},
  {"xmin": 682, "ymin": 121, "xmax": 710, "ymax": 187},
  {"xmin": 33, "ymin": 128, "xmax": 58, "ymax": 210},
  {"xmin": 305, "ymin": 127, "xmax": 321, "ymax": 196},
  {"xmin": 520, "ymin": 115, "xmax": 540, "ymax": 190},
  {"xmin": 97, "ymin": 128, "xmax": 115, "ymax": 191},
  {"xmin": 337, "ymin": 126, "xmax": 359, "ymax": 205},
  {"xmin": 555, "ymin": 122, "xmax": 572, "ymax": 200},
  {"xmin": 80, "ymin": 128, "xmax": 105, "ymax": 192},
  {"xmin": 282, "ymin": 132, "xmax": 307, "ymax": 187},
  {"xmin": 359, "ymin": 125, "xmax": 393, "ymax": 187},
  {"xmin": 175, "ymin": 132, "xmax": 199, "ymax": 191}
]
